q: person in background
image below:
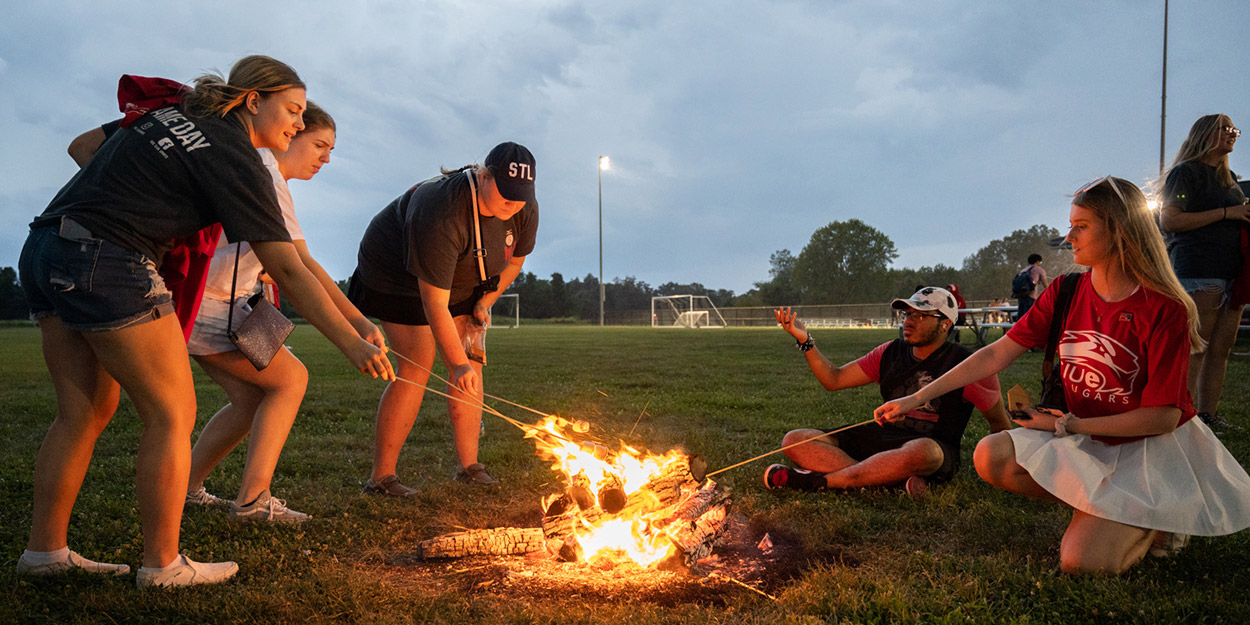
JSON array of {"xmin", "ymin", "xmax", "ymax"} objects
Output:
[
  {"xmin": 16, "ymin": 56, "xmax": 392, "ymax": 588},
  {"xmin": 764, "ymin": 287, "xmax": 1010, "ymax": 497},
  {"xmin": 349, "ymin": 142, "xmax": 539, "ymax": 494},
  {"xmin": 184, "ymin": 102, "xmax": 385, "ymax": 522},
  {"xmin": 876, "ymin": 177, "xmax": 1250, "ymax": 574},
  {"xmin": 1014, "ymin": 254, "xmax": 1049, "ymax": 321},
  {"xmin": 1159, "ymin": 114, "xmax": 1250, "ymax": 431}
]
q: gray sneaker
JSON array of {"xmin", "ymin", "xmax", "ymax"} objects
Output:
[
  {"xmin": 229, "ymin": 490, "xmax": 310, "ymax": 523},
  {"xmin": 185, "ymin": 486, "xmax": 229, "ymax": 509},
  {"xmin": 454, "ymin": 463, "xmax": 499, "ymax": 485},
  {"xmin": 136, "ymin": 554, "xmax": 238, "ymax": 588},
  {"xmin": 17, "ymin": 550, "xmax": 130, "ymax": 577},
  {"xmin": 363, "ymin": 474, "xmax": 417, "ymax": 497}
]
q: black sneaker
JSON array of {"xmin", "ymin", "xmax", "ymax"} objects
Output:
[
  {"xmin": 454, "ymin": 463, "xmax": 499, "ymax": 485},
  {"xmin": 1198, "ymin": 412, "xmax": 1240, "ymax": 433},
  {"xmin": 763, "ymin": 464, "xmax": 827, "ymax": 491}
]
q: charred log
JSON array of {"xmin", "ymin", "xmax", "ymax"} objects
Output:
[{"xmin": 418, "ymin": 527, "xmax": 546, "ymax": 559}]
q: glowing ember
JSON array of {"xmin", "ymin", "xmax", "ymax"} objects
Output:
[{"xmin": 526, "ymin": 416, "xmax": 710, "ymax": 568}]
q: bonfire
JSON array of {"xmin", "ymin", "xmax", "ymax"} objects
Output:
[{"xmin": 418, "ymin": 416, "xmax": 732, "ymax": 571}]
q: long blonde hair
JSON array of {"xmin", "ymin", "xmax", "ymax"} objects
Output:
[
  {"xmin": 1072, "ymin": 177, "xmax": 1204, "ymax": 352},
  {"xmin": 1168, "ymin": 114, "xmax": 1236, "ymax": 188},
  {"xmin": 182, "ymin": 55, "xmax": 304, "ymax": 119}
]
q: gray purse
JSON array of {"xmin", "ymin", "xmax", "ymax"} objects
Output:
[{"xmin": 226, "ymin": 242, "xmax": 294, "ymax": 371}]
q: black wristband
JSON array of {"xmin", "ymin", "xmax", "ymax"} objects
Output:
[{"xmin": 797, "ymin": 334, "xmax": 815, "ymax": 352}]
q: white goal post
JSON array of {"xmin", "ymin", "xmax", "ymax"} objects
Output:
[
  {"xmin": 491, "ymin": 293, "xmax": 519, "ymax": 328},
  {"xmin": 651, "ymin": 295, "xmax": 726, "ymax": 328}
]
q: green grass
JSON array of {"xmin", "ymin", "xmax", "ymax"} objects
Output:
[{"xmin": 1, "ymin": 324, "xmax": 1248, "ymax": 624}]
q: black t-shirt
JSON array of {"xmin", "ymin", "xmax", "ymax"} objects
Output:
[
  {"xmin": 32, "ymin": 106, "xmax": 290, "ymax": 263},
  {"xmin": 876, "ymin": 340, "xmax": 978, "ymax": 450},
  {"xmin": 1163, "ymin": 161, "xmax": 1246, "ymax": 280},
  {"xmin": 355, "ymin": 171, "xmax": 538, "ymax": 303}
]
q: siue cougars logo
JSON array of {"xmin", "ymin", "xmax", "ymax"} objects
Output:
[{"xmin": 1058, "ymin": 330, "xmax": 1138, "ymax": 401}]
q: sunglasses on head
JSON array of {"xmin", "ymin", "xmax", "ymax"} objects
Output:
[{"xmin": 1076, "ymin": 176, "xmax": 1127, "ymax": 205}]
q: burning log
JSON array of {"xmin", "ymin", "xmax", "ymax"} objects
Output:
[
  {"xmin": 666, "ymin": 501, "xmax": 730, "ymax": 569},
  {"xmin": 541, "ymin": 455, "xmax": 702, "ymax": 539},
  {"xmin": 418, "ymin": 527, "xmax": 546, "ymax": 559}
]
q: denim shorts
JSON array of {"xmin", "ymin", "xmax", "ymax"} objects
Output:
[
  {"xmin": 1178, "ymin": 278, "xmax": 1232, "ymax": 309},
  {"xmin": 18, "ymin": 219, "xmax": 174, "ymax": 331}
]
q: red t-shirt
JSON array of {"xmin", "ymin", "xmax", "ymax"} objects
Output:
[{"xmin": 1005, "ymin": 273, "xmax": 1196, "ymax": 444}]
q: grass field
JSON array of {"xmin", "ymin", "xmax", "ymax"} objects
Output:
[{"xmin": 1, "ymin": 324, "xmax": 1248, "ymax": 624}]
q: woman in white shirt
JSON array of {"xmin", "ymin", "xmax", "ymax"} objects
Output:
[{"xmin": 185, "ymin": 102, "xmax": 385, "ymax": 522}]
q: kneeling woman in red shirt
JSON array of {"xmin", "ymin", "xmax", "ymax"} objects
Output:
[{"xmin": 875, "ymin": 176, "xmax": 1250, "ymax": 574}]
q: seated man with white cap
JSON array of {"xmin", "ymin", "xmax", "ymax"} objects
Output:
[{"xmin": 764, "ymin": 287, "xmax": 1011, "ymax": 496}]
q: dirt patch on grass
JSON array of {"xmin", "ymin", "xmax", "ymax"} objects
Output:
[{"xmin": 367, "ymin": 514, "xmax": 857, "ymax": 606}]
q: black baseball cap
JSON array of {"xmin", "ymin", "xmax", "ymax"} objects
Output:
[{"xmin": 485, "ymin": 141, "xmax": 537, "ymax": 206}]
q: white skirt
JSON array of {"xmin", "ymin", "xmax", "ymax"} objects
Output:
[{"xmin": 1008, "ymin": 418, "xmax": 1250, "ymax": 536}]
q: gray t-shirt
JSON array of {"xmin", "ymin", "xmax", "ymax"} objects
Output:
[
  {"xmin": 1164, "ymin": 161, "xmax": 1246, "ymax": 280},
  {"xmin": 32, "ymin": 106, "xmax": 290, "ymax": 263},
  {"xmin": 355, "ymin": 171, "xmax": 538, "ymax": 303}
]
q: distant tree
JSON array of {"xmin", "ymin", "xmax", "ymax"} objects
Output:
[
  {"xmin": 0, "ymin": 267, "xmax": 27, "ymax": 320},
  {"xmin": 751, "ymin": 249, "xmax": 800, "ymax": 305},
  {"xmin": 606, "ymin": 276, "xmax": 653, "ymax": 313},
  {"xmin": 793, "ymin": 219, "xmax": 898, "ymax": 304},
  {"xmin": 885, "ymin": 264, "xmax": 963, "ymax": 299},
  {"xmin": 959, "ymin": 225, "xmax": 1072, "ymax": 301}
]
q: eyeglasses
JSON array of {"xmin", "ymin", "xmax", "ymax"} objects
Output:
[
  {"xmin": 1076, "ymin": 175, "xmax": 1127, "ymax": 205},
  {"xmin": 902, "ymin": 311, "xmax": 944, "ymax": 322},
  {"xmin": 1224, "ymin": 125, "xmax": 1241, "ymax": 138}
]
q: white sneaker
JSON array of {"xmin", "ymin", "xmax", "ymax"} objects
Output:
[
  {"xmin": 185, "ymin": 486, "xmax": 229, "ymax": 509},
  {"xmin": 229, "ymin": 490, "xmax": 310, "ymax": 523},
  {"xmin": 136, "ymin": 554, "xmax": 238, "ymax": 588},
  {"xmin": 17, "ymin": 549, "xmax": 130, "ymax": 576}
]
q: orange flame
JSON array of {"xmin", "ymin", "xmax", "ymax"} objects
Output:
[{"xmin": 527, "ymin": 416, "xmax": 691, "ymax": 567}]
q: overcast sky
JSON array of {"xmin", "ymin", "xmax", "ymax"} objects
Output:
[{"xmin": 2, "ymin": 1, "xmax": 1247, "ymax": 295}]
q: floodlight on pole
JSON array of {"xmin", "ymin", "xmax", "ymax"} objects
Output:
[{"xmin": 598, "ymin": 155, "xmax": 610, "ymax": 326}]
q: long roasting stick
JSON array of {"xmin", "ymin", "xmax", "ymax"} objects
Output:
[
  {"xmin": 703, "ymin": 418, "xmax": 878, "ymax": 478},
  {"xmin": 386, "ymin": 350, "xmax": 575, "ymax": 445}
]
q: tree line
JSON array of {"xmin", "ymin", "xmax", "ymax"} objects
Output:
[{"xmin": 0, "ymin": 220, "xmax": 1071, "ymax": 321}]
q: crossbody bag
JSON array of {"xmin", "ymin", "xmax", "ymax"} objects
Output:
[{"xmin": 226, "ymin": 242, "xmax": 295, "ymax": 371}]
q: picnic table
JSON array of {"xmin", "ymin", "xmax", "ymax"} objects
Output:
[{"xmin": 956, "ymin": 306, "xmax": 1016, "ymax": 347}]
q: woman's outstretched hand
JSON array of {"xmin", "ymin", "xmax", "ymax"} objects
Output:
[
  {"xmin": 874, "ymin": 395, "xmax": 921, "ymax": 426},
  {"xmin": 346, "ymin": 338, "xmax": 394, "ymax": 381},
  {"xmin": 451, "ymin": 363, "xmax": 482, "ymax": 395}
]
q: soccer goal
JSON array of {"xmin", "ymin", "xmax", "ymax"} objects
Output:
[
  {"xmin": 491, "ymin": 293, "xmax": 519, "ymax": 328},
  {"xmin": 651, "ymin": 295, "xmax": 726, "ymax": 328}
]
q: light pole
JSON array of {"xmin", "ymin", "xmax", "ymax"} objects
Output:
[{"xmin": 598, "ymin": 155, "xmax": 609, "ymax": 326}]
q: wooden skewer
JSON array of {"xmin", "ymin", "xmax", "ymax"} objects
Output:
[{"xmin": 703, "ymin": 418, "xmax": 878, "ymax": 478}]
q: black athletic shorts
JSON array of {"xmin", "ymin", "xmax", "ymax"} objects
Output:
[
  {"xmin": 347, "ymin": 270, "xmax": 478, "ymax": 326},
  {"xmin": 824, "ymin": 425, "xmax": 960, "ymax": 484}
]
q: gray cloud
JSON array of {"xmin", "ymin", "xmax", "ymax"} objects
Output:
[{"xmin": 2, "ymin": 0, "xmax": 1247, "ymax": 296}]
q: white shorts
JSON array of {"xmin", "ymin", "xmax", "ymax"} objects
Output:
[{"xmin": 187, "ymin": 296, "xmax": 252, "ymax": 356}]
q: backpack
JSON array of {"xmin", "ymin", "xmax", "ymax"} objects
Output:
[{"xmin": 1011, "ymin": 269, "xmax": 1035, "ymax": 298}]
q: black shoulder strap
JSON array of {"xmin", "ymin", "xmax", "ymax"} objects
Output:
[
  {"xmin": 1042, "ymin": 272, "xmax": 1081, "ymax": 379},
  {"xmin": 226, "ymin": 241, "xmax": 242, "ymax": 335}
]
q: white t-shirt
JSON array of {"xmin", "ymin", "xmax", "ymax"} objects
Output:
[{"xmin": 200, "ymin": 148, "xmax": 305, "ymax": 301}]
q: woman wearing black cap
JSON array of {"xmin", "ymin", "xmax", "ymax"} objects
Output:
[{"xmin": 349, "ymin": 142, "xmax": 539, "ymax": 493}]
